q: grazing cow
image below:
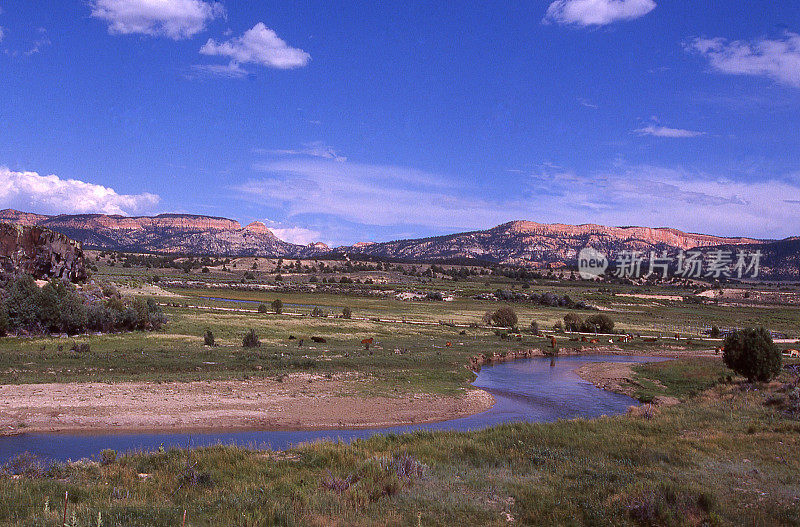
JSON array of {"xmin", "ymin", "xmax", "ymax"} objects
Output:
[
  {"xmin": 784, "ymin": 349, "xmax": 800, "ymax": 358},
  {"xmin": 550, "ymin": 336, "xmax": 557, "ymax": 349},
  {"xmin": 361, "ymin": 337, "xmax": 374, "ymax": 351},
  {"xmin": 446, "ymin": 341, "xmax": 452, "ymax": 347},
  {"xmin": 311, "ymin": 336, "xmax": 326, "ymax": 343},
  {"xmin": 581, "ymin": 336, "xmax": 588, "ymax": 342},
  {"xmin": 589, "ymin": 338, "xmax": 599, "ymax": 344}
]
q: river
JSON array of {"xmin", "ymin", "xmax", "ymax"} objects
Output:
[{"xmin": 0, "ymin": 354, "xmax": 665, "ymax": 463}]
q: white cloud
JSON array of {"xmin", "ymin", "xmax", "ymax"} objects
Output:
[
  {"xmin": 0, "ymin": 167, "xmax": 159, "ymax": 215},
  {"xmin": 544, "ymin": 0, "xmax": 655, "ymax": 27},
  {"xmin": 199, "ymin": 22, "xmax": 310, "ymax": 71},
  {"xmin": 189, "ymin": 62, "xmax": 248, "ymax": 79},
  {"xmin": 263, "ymin": 221, "xmax": 322, "ymax": 245},
  {"xmin": 90, "ymin": 0, "xmax": 224, "ymax": 40},
  {"xmin": 257, "ymin": 142, "xmax": 346, "ymax": 162},
  {"xmin": 233, "ymin": 157, "xmax": 800, "ymax": 241},
  {"xmin": 527, "ymin": 164, "xmax": 800, "ymax": 238},
  {"xmin": 688, "ymin": 33, "xmax": 800, "ymax": 87},
  {"xmin": 634, "ymin": 125, "xmax": 705, "ymax": 138},
  {"xmin": 236, "ymin": 159, "xmax": 526, "ymax": 232}
]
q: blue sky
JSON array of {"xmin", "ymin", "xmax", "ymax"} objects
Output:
[{"xmin": 1, "ymin": 0, "xmax": 799, "ymax": 245}]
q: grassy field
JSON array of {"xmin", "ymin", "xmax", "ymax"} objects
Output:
[{"xmin": 2, "ymin": 359, "xmax": 799, "ymax": 526}]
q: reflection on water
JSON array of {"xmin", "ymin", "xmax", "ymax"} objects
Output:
[{"xmin": 0, "ymin": 355, "xmax": 666, "ymax": 463}]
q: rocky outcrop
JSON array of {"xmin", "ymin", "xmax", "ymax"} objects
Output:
[{"xmin": 0, "ymin": 223, "xmax": 87, "ymax": 282}]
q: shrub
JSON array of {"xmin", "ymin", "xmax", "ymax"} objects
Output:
[
  {"xmin": 723, "ymin": 327, "xmax": 781, "ymax": 382},
  {"xmin": 86, "ymin": 304, "xmax": 113, "ymax": 332},
  {"xmin": 100, "ymin": 449, "xmax": 117, "ymax": 466},
  {"xmin": 203, "ymin": 329, "xmax": 215, "ymax": 347},
  {"xmin": 271, "ymin": 299, "xmax": 283, "ymax": 314},
  {"xmin": 59, "ymin": 288, "xmax": 88, "ymax": 335},
  {"xmin": 242, "ymin": 329, "xmax": 261, "ymax": 348},
  {"xmin": 490, "ymin": 306, "xmax": 518, "ymax": 328},
  {"xmin": 311, "ymin": 307, "xmax": 326, "ymax": 318},
  {"xmin": 342, "ymin": 306, "xmax": 352, "ymax": 319},
  {"xmin": 70, "ymin": 342, "xmax": 90, "ymax": 353},
  {"xmin": 0, "ymin": 305, "xmax": 7, "ymax": 336},
  {"xmin": 257, "ymin": 303, "xmax": 269, "ymax": 313},
  {"xmin": 530, "ymin": 320, "xmax": 539, "ymax": 334},
  {"xmin": 710, "ymin": 326, "xmax": 721, "ymax": 338},
  {"xmin": 563, "ymin": 313, "xmax": 583, "ymax": 332}
]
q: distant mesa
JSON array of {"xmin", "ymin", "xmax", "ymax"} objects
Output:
[
  {"xmin": 243, "ymin": 221, "xmax": 271, "ymax": 234},
  {"xmin": 307, "ymin": 241, "xmax": 330, "ymax": 251},
  {"xmin": 0, "ymin": 208, "xmax": 794, "ymax": 279}
]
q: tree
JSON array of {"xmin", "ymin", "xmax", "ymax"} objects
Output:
[
  {"xmin": 710, "ymin": 326, "xmax": 721, "ymax": 338},
  {"xmin": 242, "ymin": 328, "xmax": 261, "ymax": 348},
  {"xmin": 530, "ymin": 320, "xmax": 539, "ymax": 334},
  {"xmin": 271, "ymin": 298, "xmax": 283, "ymax": 314},
  {"xmin": 490, "ymin": 306, "xmax": 518, "ymax": 328},
  {"xmin": 583, "ymin": 314, "xmax": 615, "ymax": 334},
  {"xmin": 342, "ymin": 306, "xmax": 352, "ymax": 319},
  {"xmin": 723, "ymin": 327, "xmax": 781, "ymax": 382},
  {"xmin": 257, "ymin": 303, "xmax": 269, "ymax": 313}
]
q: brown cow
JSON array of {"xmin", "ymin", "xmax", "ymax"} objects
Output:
[
  {"xmin": 361, "ymin": 337, "xmax": 374, "ymax": 351},
  {"xmin": 550, "ymin": 336, "xmax": 557, "ymax": 349},
  {"xmin": 311, "ymin": 336, "xmax": 326, "ymax": 343}
]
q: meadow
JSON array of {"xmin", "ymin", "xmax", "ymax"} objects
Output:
[{"xmin": 0, "ymin": 254, "xmax": 799, "ymax": 525}]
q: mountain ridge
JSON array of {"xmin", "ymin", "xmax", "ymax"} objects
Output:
[{"xmin": 0, "ymin": 209, "xmax": 792, "ymax": 278}]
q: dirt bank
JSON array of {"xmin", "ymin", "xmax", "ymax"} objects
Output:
[{"xmin": 0, "ymin": 373, "xmax": 494, "ymax": 436}]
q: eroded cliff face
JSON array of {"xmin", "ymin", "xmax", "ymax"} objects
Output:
[{"xmin": 0, "ymin": 223, "xmax": 87, "ymax": 282}]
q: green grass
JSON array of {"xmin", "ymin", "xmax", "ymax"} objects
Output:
[
  {"xmin": 632, "ymin": 357, "xmax": 733, "ymax": 402},
  {"xmin": 2, "ymin": 361, "xmax": 799, "ymax": 526}
]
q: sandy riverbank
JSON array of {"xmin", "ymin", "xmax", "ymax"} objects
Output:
[{"xmin": 0, "ymin": 373, "xmax": 495, "ymax": 436}]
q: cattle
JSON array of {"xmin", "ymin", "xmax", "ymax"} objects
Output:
[
  {"xmin": 784, "ymin": 349, "xmax": 800, "ymax": 358},
  {"xmin": 361, "ymin": 337, "xmax": 374, "ymax": 351},
  {"xmin": 311, "ymin": 336, "xmax": 326, "ymax": 343},
  {"xmin": 589, "ymin": 338, "xmax": 599, "ymax": 344},
  {"xmin": 550, "ymin": 336, "xmax": 557, "ymax": 349}
]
